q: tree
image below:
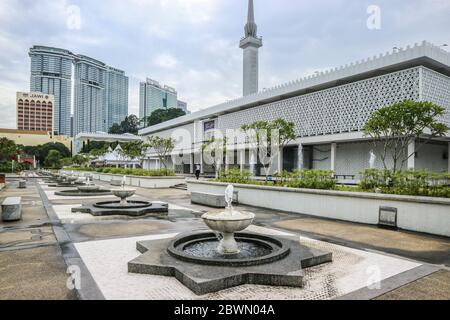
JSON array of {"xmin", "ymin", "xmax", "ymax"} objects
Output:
[
  {"xmin": 121, "ymin": 140, "xmax": 147, "ymax": 159},
  {"xmin": 144, "ymin": 108, "xmax": 186, "ymax": 127},
  {"xmin": 241, "ymin": 118, "xmax": 296, "ymax": 178},
  {"xmin": 38, "ymin": 142, "xmax": 71, "ymax": 164},
  {"xmin": 202, "ymin": 137, "xmax": 227, "ymax": 178},
  {"xmin": 146, "ymin": 136, "xmax": 175, "ymax": 169},
  {"xmin": 108, "ymin": 115, "xmax": 140, "ymax": 135},
  {"xmin": 108, "ymin": 123, "xmax": 122, "ymax": 134},
  {"xmin": 363, "ymin": 100, "xmax": 449, "ymax": 172},
  {"xmin": 72, "ymin": 154, "xmax": 90, "ymax": 167},
  {"xmin": 45, "ymin": 150, "xmax": 62, "ymax": 169},
  {"xmin": 0, "ymin": 137, "xmax": 18, "ymax": 163}
]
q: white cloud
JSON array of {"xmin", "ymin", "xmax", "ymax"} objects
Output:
[{"xmin": 154, "ymin": 53, "xmax": 178, "ymax": 69}]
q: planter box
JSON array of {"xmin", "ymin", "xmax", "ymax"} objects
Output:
[
  {"xmin": 187, "ymin": 179, "xmax": 450, "ymax": 238},
  {"xmin": 62, "ymin": 170, "xmax": 186, "ymax": 189}
]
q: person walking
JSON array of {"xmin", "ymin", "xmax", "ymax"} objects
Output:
[{"xmin": 195, "ymin": 164, "xmax": 201, "ymax": 180}]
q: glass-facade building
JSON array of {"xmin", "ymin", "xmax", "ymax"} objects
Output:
[
  {"xmin": 105, "ymin": 66, "xmax": 129, "ymax": 129},
  {"xmin": 139, "ymin": 78, "xmax": 178, "ymax": 127},
  {"xmin": 29, "ymin": 46, "xmax": 73, "ymax": 135},
  {"xmin": 73, "ymin": 55, "xmax": 107, "ymax": 135},
  {"xmin": 29, "ymin": 46, "xmax": 129, "ymax": 136}
]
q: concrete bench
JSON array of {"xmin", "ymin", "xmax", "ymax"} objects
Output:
[
  {"xmin": 1, "ymin": 197, "xmax": 22, "ymax": 221},
  {"xmin": 191, "ymin": 191, "xmax": 239, "ymax": 208},
  {"xmin": 111, "ymin": 179, "xmax": 122, "ymax": 186},
  {"xmin": 18, "ymin": 180, "xmax": 26, "ymax": 189}
]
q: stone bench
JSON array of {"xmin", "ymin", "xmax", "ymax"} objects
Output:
[
  {"xmin": 18, "ymin": 180, "xmax": 26, "ymax": 189},
  {"xmin": 111, "ymin": 179, "xmax": 122, "ymax": 186},
  {"xmin": 191, "ymin": 191, "xmax": 239, "ymax": 208},
  {"xmin": 1, "ymin": 197, "xmax": 22, "ymax": 221}
]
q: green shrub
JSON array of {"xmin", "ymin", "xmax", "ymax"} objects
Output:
[
  {"xmin": 359, "ymin": 169, "xmax": 450, "ymax": 198},
  {"xmin": 217, "ymin": 169, "xmax": 336, "ymax": 190},
  {"xmin": 286, "ymin": 169, "xmax": 336, "ymax": 190},
  {"xmin": 217, "ymin": 169, "xmax": 251, "ymax": 183}
]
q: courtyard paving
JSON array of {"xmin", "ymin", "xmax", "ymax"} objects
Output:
[{"xmin": 0, "ymin": 177, "xmax": 449, "ymax": 300}]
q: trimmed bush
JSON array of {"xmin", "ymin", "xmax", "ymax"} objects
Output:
[{"xmin": 359, "ymin": 169, "xmax": 450, "ymax": 198}]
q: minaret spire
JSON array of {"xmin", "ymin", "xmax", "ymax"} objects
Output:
[
  {"xmin": 248, "ymin": 0, "xmax": 255, "ymax": 23},
  {"xmin": 244, "ymin": 0, "xmax": 257, "ymax": 38},
  {"xmin": 240, "ymin": 0, "xmax": 263, "ymax": 96}
]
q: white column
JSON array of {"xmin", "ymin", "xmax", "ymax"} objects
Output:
[
  {"xmin": 240, "ymin": 149, "xmax": 245, "ymax": 172},
  {"xmin": 190, "ymin": 153, "xmax": 194, "ymax": 174},
  {"xmin": 330, "ymin": 143, "xmax": 337, "ymax": 173},
  {"xmin": 200, "ymin": 151, "xmax": 204, "ymax": 174},
  {"xmin": 297, "ymin": 144, "xmax": 304, "ymax": 169},
  {"xmin": 249, "ymin": 151, "xmax": 256, "ymax": 176},
  {"xmin": 277, "ymin": 147, "xmax": 283, "ymax": 173},
  {"xmin": 407, "ymin": 139, "xmax": 415, "ymax": 170}
]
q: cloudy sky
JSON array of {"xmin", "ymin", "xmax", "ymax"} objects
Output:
[{"xmin": 0, "ymin": 0, "xmax": 449, "ymax": 129}]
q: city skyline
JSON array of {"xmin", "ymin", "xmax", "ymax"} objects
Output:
[{"xmin": 0, "ymin": 0, "xmax": 449, "ymax": 129}]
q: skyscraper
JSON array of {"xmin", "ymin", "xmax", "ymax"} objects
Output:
[
  {"xmin": 239, "ymin": 0, "xmax": 263, "ymax": 96},
  {"xmin": 73, "ymin": 55, "xmax": 107, "ymax": 135},
  {"xmin": 177, "ymin": 100, "xmax": 189, "ymax": 114},
  {"xmin": 30, "ymin": 46, "xmax": 129, "ymax": 136},
  {"xmin": 139, "ymin": 78, "xmax": 178, "ymax": 126},
  {"xmin": 29, "ymin": 46, "xmax": 74, "ymax": 135},
  {"xmin": 105, "ymin": 66, "xmax": 129, "ymax": 129}
]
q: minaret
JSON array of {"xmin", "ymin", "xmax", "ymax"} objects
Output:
[{"xmin": 239, "ymin": 0, "xmax": 263, "ymax": 96}]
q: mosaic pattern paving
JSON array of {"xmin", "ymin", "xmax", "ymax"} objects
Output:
[{"xmin": 74, "ymin": 225, "xmax": 420, "ymax": 300}]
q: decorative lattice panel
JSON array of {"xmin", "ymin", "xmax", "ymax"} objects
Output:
[
  {"xmin": 218, "ymin": 67, "xmax": 421, "ymax": 137},
  {"xmin": 421, "ymin": 67, "xmax": 450, "ymax": 125}
]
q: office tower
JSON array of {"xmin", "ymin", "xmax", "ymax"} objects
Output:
[
  {"xmin": 139, "ymin": 78, "xmax": 178, "ymax": 126},
  {"xmin": 177, "ymin": 100, "xmax": 189, "ymax": 114},
  {"xmin": 105, "ymin": 66, "xmax": 129, "ymax": 129},
  {"xmin": 29, "ymin": 46, "xmax": 74, "ymax": 135},
  {"xmin": 73, "ymin": 55, "xmax": 107, "ymax": 135}
]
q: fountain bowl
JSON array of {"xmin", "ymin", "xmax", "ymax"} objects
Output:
[
  {"xmin": 202, "ymin": 209, "xmax": 255, "ymax": 234},
  {"xmin": 111, "ymin": 188, "xmax": 136, "ymax": 199},
  {"xmin": 202, "ymin": 208, "xmax": 255, "ymax": 254},
  {"xmin": 77, "ymin": 185, "xmax": 100, "ymax": 192},
  {"xmin": 167, "ymin": 232, "xmax": 289, "ymax": 267}
]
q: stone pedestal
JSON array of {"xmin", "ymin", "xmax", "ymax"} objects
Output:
[
  {"xmin": 19, "ymin": 180, "xmax": 26, "ymax": 189},
  {"xmin": 1, "ymin": 197, "xmax": 22, "ymax": 221}
]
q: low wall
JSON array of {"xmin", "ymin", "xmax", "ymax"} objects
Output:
[
  {"xmin": 62, "ymin": 170, "xmax": 186, "ymax": 189},
  {"xmin": 187, "ymin": 180, "xmax": 450, "ymax": 238}
]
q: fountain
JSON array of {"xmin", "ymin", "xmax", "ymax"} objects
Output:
[
  {"xmin": 201, "ymin": 185, "xmax": 255, "ymax": 254},
  {"xmin": 47, "ymin": 171, "xmax": 86, "ymax": 187},
  {"xmin": 72, "ymin": 175, "xmax": 168, "ymax": 217},
  {"xmin": 55, "ymin": 175, "xmax": 112, "ymax": 197},
  {"xmin": 128, "ymin": 185, "xmax": 333, "ymax": 295}
]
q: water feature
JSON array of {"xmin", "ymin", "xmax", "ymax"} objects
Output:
[
  {"xmin": 128, "ymin": 184, "xmax": 333, "ymax": 294},
  {"xmin": 201, "ymin": 185, "xmax": 255, "ymax": 254},
  {"xmin": 55, "ymin": 175, "xmax": 112, "ymax": 197},
  {"xmin": 72, "ymin": 175, "xmax": 168, "ymax": 216}
]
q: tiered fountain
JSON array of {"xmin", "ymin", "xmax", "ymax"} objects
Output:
[
  {"xmin": 47, "ymin": 171, "xmax": 86, "ymax": 188},
  {"xmin": 72, "ymin": 176, "xmax": 168, "ymax": 217},
  {"xmin": 55, "ymin": 175, "xmax": 112, "ymax": 197},
  {"xmin": 128, "ymin": 185, "xmax": 333, "ymax": 295}
]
